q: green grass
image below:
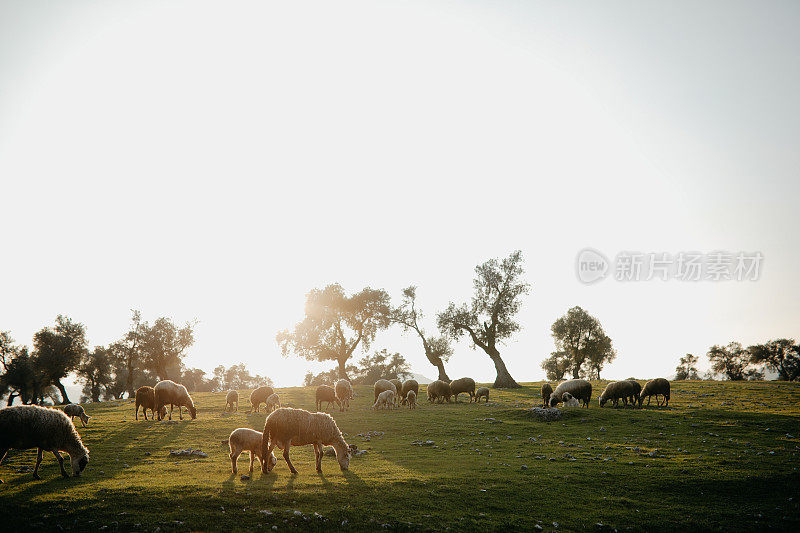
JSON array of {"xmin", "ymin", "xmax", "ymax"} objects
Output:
[{"xmin": 1, "ymin": 380, "xmax": 799, "ymax": 532}]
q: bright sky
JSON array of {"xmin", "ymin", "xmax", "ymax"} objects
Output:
[{"xmin": 1, "ymin": 1, "xmax": 798, "ymax": 387}]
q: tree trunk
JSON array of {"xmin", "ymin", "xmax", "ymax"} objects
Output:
[
  {"xmin": 434, "ymin": 359, "xmax": 450, "ymax": 382},
  {"xmin": 53, "ymin": 379, "xmax": 71, "ymax": 404},
  {"xmin": 337, "ymin": 359, "xmax": 349, "ymax": 380},
  {"xmin": 488, "ymin": 348, "xmax": 520, "ymax": 388}
]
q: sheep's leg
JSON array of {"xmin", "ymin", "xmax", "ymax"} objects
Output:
[
  {"xmin": 52, "ymin": 451, "xmax": 69, "ymax": 478},
  {"xmin": 33, "ymin": 448, "xmax": 44, "ymax": 479},
  {"xmin": 314, "ymin": 443, "xmax": 322, "ymax": 473},
  {"xmin": 249, "ymin": 451, "xmax": 255, "ymax": 472},
  {"xmin": 178, "ymin": 405, "xmax": 183, "ymax": 420},
  {"xmin": 230, "ymin": 449, "xmax": 239, "ymax": 474},
  {"xmin": 283, "ymin": 442, "xmax": 298, "ymax": 474}
]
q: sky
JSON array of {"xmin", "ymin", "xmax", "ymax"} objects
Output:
[{"xmin": 0, "ymin": 1, "xmax": 798, "ymax": 388}]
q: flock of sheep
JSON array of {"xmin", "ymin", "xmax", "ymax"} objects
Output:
[{"xmin": 0, "ymin": 375, "xmax": 674, "ymax": 484}]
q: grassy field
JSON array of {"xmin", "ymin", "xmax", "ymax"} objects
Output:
[{"xmin": 1, "ymin": 380, "xmax": 799, "ymax": 532}]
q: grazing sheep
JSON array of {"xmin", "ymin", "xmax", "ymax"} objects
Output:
[
  {"xmin": 389, "ymin": 379, "xmax": 404, "ymax": 405},
  {"xmin": 249, "ymin": 386, "xmax": 275, "ymax": 413},
  {"xmin": 0, "ymin": 405, "xmax": 89, "ymax": 482},
  {"xmin": 374, "ymin": 379, "xmax": 397, "ymax": 402},
  {"xmin": 373, "ymin": 389, "xmax": 395, "ymax": 410},
  {"xmin": 562, "ymin": 392, "xmax": 581, "ymax": 407},
  {"xmin": 475, "ymin": 387, "xmax": 490, "ymax": 403},
  {"xmin": 450, "ymin": 377, "xmax": 476, "ymax": 402},
  {"xmin": 335, "ymin": 379, "xmax": 353, "ymax": 411},
  {"xmin": 549, "ymin": 379, "xmax": 592, "ymax": 408},
  {"xmin": 405, "ymin": 390, "xmax": 417, "ymax": 409},
  {"xmin": 62, "ymin": 404, "xmax": 91, "ymax": 427},
  {"xmin": 541, "ymin": 383, "xmax": 553, "ymax": 407},
  {"xmin": 225, "ymin": 391, "xmax": 239, "ymax": 412},
  {"xmin": 315, "ymin": 385, "xmax": 341, "ymax": 411},
  {"xmin": 135, "ymin": 385, "xmax": 167, "ymax": 421},
  {"xmin": 426, "ymin": 380, "xmax": 452, "ymax": 403},
  {"xmin": 264, "ymin": 393, "xmax": 281, "ymax": 413},
  {"xmin": 598, "ymin": 381, "xmax": 635, "ymax": 407},
  {"xmin": 400, "ymin": 379, "xmax": 419, "ymax": 406},
  {"xmin": 625, "ymin": 379, "xmax": 642, "ymax": 405},
  {"xmin": 154, "ymin": 380, "xmax": 197, "ymax": 421},
  {"xmin": 228, "ymin": 428, "xmax": 277, "ymax": 474},
  {"xmin": 261, "ymin": 407, "xmax": 350, "ymax": 474},
  {"xmin": 639, "ymin": 378, "xmax": 671, "ymax": 407}
]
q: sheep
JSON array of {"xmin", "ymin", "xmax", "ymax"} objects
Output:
[
  {"xmin": 135, "ymin": 385, "xmax": 167, "ymax": 421},
  {"xmin": 62, "ymin": 404, "xmax": 91, "ymax": 427},
  {"xmin": 389, "ymin": 379, "xmax": 404, "ymax": 405},
  {"xmin": 400, "ymin": 379, "xmax": 419, "ymax": 406},
  {"xmin": 249, "ymin": 385, "xmax": 275, "ymax": 413},
  {"xmin": 154, "ymin": 380, "xmax": 197, "ymax": 420},
  {"xmin": 0, "ymin": 405, "xmax": 89, "ymax": 483},
  {"xmin": 475, "ymin": 386, "xmax": 490, "ymax": 403},
  {"xmin": 315, "ymin": 385, "xmax": 342, "ymax": 411},
  {"xmin": 228, "ymin": 428, "xmax": 277, "ymax": 474},
  {"xmin": 625, "ymin": 379, "xmax": 642, "ymax": 405},
  {"xmin": 598, "ymin": 381, "xmax": 635, "ymax": 407},
  {"xmin": 373, "ymin": 389, "xmax": 395, "ymax": 410},
  {"xmin": 225, "ymin": 391, "xmax": 239, "ymax": 412},
  {"xmin": 373, "ymin": 379, "xmax": 397, "ymax": 402},
  {"xmin": 426, "ymin": 380, "xmax": 452, "ymax": 403},
  {"xmin": 261, "ymin": 407, "xmax": 350, "ymax": 474},
  {"xmin": 562, "ymin": 392, "xmax": 581, "ymax": 407},
  {"xmin": 335, "ymin": 379, "xmax": 353, "ymax": 411},
  {"xmin": 264, "ymin": 393, "xmax": 281, "ymax": 413},
  {"xmin": 638, "ymin": 378, "xmax": 671, "ymax": 407},
  {"xmin": 405, "ymin": 390, "xmax": 417, "ymax": 409},
  {"xmin": 541, "ymin": 383, "xmax": 553, "ymax": 407},
  {"xmin": 450, "ymin": 377, "xmax": 476, "ymax": 402},
  {"xmin": 549, "ymin": 379, "xmax": 592, "ymax": 408}
]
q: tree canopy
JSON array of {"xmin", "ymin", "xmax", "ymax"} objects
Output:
[
  {"xmin": 550, "ymin": 306, "xmax": 615, "ymax": 380},
  {"xmin": 708, "ymin": 342, "xmax": 763, "ymax": 381},
  {"xmin": 748, "ymin": 339, "xmax": 799, "ymax": 381},
  {"xmin": 33, "ymin": 315, "xmax": 88, "ymax": 404},
  {"xmin": 277, "ymin": 284, "xmax": 391, "ymax": 379},
  {"xmin": 438, "ymin": 251, "xmax": 529, "ymax": 388},
  {"xmin": 675, "ymin": 353, "xmax": 700, "ymax": 380}
]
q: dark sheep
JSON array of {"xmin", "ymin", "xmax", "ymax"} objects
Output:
[
  {"xmin": 315, "ymin": 385, "xmax": 341, "ymax": 411},
  {"xmin": 541, "ymin": 383, "xmax": 553, "ymax": 407},
  {"xmin": 450, "ymin": 377, "xmax": 476, "ymax": 402},
  {"xmin": 598, "ymin": 381, "xmax": 635, "ymax": 407},
  {"xmin": 426, "ymin": 380, "xmax": 452, "ymax": 403},
  {"xmin": 639, "ymin": 378, "xmax": 671, "ymax": 406},
  {"xmin": 401, "ymin": 379, "xmax": 419, "ymax": 406}
]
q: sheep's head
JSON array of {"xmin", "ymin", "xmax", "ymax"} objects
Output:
[
  {"xmin": 266, "ymin": 451, "xmax": 277, "ymax": 471},
  {"xmin": 549, "ymin": 396, "xmax": 559, "ymax": 407},
  {"xmin": 336, "ymin": 443, "xmax": 350, "ymax": 471},
  {"xmin": 599, "ymin": 396, "xmax": 607, "ymax": 407},
  {"xmin": 188, "ymin": 405, "xmax": 197, "ymax": 419},
  {"xmin": 71, "ymin": 453, "xmax": 89, "ymax": 477}
]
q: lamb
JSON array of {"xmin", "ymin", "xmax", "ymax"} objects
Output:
[
  {"xmin": 154, "ymin": 379, "xmax": 197, "ymax": 420},
  {"xmin": 228, "ymin": 428, "xmax": 277, "ymax": 474},
  {"xmin": 562, "ymin": 392, "xmax": 580, "ymax": 407},
  {"xmin": 389, "ymin": 379, "xmax": 404, "ymax": 405},
  {"xmin": 316, "ymin": 385, "xmax": 342, "ymax": 411},
  {"xmin": 549, "ymin": 379, "xmax": 592, "ymax": 408},
  {"xmin": 450, "ymin": 377, "xmax": 476, "ymax": 402},
  {"xmin": 598, "ymin": 381, "xmax": 635, "ymax": 407},
  {"xmin": 475, "ymin": 386, "xmax": 490, "ymax": 402},
  {"xmin": 249, "ymin": 385, "xmax": 275, "ymax": 413},
  {"xmin": 405, "ymin": 390, "xmax": 417, "ymax": 409},
  {"xmin": 264, "ymin": 393, "xmax": 281, "ymax": 413},
  {"xmin": 62, "ymin": 404, "xmax": 91, "ymax": 427},
  {"xmin": 135, "ymin": 385, "xmax": 167, "ymax": 421},
  {"xmin": 373, "ymin": 389, "xmax": 395, "ymax": 410},
  {"xmin": 261, "ymin": 407, "xmax": 350, "ymax": 474},
  {"xmin": 225, "ymin": 390, "xmax": 239, "ymax": 412},
  {"xmin": 400, "ymin": 379, "xmax": 419, "ymax": 406},
  {"xmin": 541, "ymin": 383, "xmax": 553, "ymax": 407},
  {"xmin": 0, "ymin": 405, "xmax": 89, "ymax": 483},
  {"xmin": 373, "ymin": 379, "xmax": 397, "ymax": 402},
  {"xmin": 426, "ymin": 380, "xmax": 452, "ymax": 403},
  {"xmin": 335, "ymin": 379, "xmax": 353, "ymax": 411},
  {"xmin": 625, "ymin": 379, "xmax": 642, "ymax": 405},
  {"xmin": 638, "ymin": 378, "xmax": 671, "ymax": 407}
]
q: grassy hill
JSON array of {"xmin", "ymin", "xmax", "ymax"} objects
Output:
[{"xmin": 1, "ymin": 380, "xmax": 799, "ymax": 532}]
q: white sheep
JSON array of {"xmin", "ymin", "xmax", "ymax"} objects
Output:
[
  {"xmin": 263, "ymin": 393, "xmax": 281, "ymax": 413},
  {"xmin": 474, "ymin": 387, "xmax": 490, "ymax": 403},
  {"xmin": 335, "ymin": 379, "xmax": 353, "ymax": 411},
  {"xmin": 405, "ymin": 390, "xmax": 417, "ymax": 409},
  {"xmin": 225, "ymin": 391, "xmax": 239, "ymax": 412},
  {"xmin": 373, "ymin": 389, "xmax": 395, "ymax": 410},
  {"xmin": 228, "ymin": 428, "xmax": 277, "ymax": 474},
  {"xmin": 562, "ymin": 392, "xmax": 580, "ymax": 407},
  {"xmin": 0, "ymin": 405, "xmax": 89, "ymax": 482},
  {"xmin": 62, "ymin": 404, "xmax": 91, "ymax": 427},
  {"xmin": 261, "ymin": 407, "xmax": 350, "ymax": 474},
  {"xmin": 154, "ymin": 380, "xmax": 197, "ymax": 420}
]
